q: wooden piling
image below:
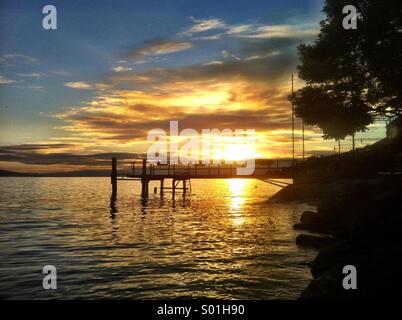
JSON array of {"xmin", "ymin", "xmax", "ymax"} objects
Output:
[
  {"xmin": 141, "ymin": 179, "xmax": 149, "ymax": 197},
  {"xmin": 141, "ymin": 159, "xmax": 148, "ymax": 198},
  {"xmin": 111, "ymin": 157, "xmax": 117, "ymax": 197},
  {"xmin": 142, "ymin": 158, "xmax": 147, "ymax": 176},
  {"xmin": 160, "ymin": 179, "xmax": 164, "ymax": 196}
]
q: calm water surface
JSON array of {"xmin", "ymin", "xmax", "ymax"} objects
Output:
[{"xmin": 0, "ymin": 177, "xmax": 316, "ymax": 299}]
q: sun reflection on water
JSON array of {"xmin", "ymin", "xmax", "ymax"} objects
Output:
[{"xmin": 227, "ymin": 179, "xmax": 249, "ymax": 226}]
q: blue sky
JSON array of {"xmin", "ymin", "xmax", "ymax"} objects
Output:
[{"xmin": 3, "ymin": 0, "xmax": 362, "ymax": 172}]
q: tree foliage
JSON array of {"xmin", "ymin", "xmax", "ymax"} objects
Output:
[{"xmin": 294, "ymin": 0, "xmax": 402, "ymax": 140}]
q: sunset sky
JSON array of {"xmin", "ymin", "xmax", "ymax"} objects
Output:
[{"xmin": 0, "ymin": 0, "xmax": 385, "ymax": 173}]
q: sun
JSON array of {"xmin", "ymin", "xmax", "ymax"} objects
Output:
[{"xmin": 210, "ymin": 142, "xmax": 258, "ymax": 162}]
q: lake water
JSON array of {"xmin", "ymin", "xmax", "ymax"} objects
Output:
[{"xmin": 0, "ymin": 177, "xmax": 316, "ymax": 299}]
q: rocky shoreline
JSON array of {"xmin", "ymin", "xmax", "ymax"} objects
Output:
[{"xmin": 270, "ymin": 177, "xmax": 402, "ymax": 299}]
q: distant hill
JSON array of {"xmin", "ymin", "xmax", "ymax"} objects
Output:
[
  {"xmin": 0, "ymin": 169, "xmax": 111, "ymax": 177},
  {"xmin": 45, "ymin": 170, "xmax": 111, "ymax": 177},
  {"xmin": 0, "ymin": 169, "xmax": 39, "ymax": 177}
]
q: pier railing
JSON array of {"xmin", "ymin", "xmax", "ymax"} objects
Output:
[{"xmin": 128, "ymin": 163, "xmax": 290, "ymax": 179}]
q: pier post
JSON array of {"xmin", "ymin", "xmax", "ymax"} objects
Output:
[
  {"xmin": 183, "ymin": 179, "xmax": 186, "ymax": 197},
  {"xmin": 111, "ymin": 157, "xmax": 117, "ymax": 197},
  {"xmin": 160, "ymin": 179, "xmax": 164, "ymax": 196},
  {"xmin": 141, "ymin": 158, "xmax": 149, "ymax": 198},
  {"xmin": 172, "ymin": 179, "xmax": 176, "ymax": 198},
  {"xmin": 141, "ymin": 179, "xmax": 149, "ymax": 198},
  {"xmin": 142, "ymin": 158, "xmax": 147, "ymax": 176}
]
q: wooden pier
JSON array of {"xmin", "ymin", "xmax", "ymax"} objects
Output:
[{"xmin": 111, "ymin": 158, "xmax": 292, "ymax": 198}]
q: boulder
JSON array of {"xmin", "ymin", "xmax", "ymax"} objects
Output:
[
  {"xmin": 300, "ymin": 244, "xmax": 402, "ymax": 299},
  {"xmin": 293, "ymin": 223, "xmax": 333, "ymax": 235},
  {"xmin": 300, "ymin": 211, "xmax": 320, "ymax": 225},
  {"xmin": 294, "ymin": 210, "xmax": 333, "ymax": 234},
  {"xmin": 296, "ymin": 234, "xmax": 337, "ymax": 249}
]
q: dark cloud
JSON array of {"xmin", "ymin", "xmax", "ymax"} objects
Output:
[
  {"xmin": 0, "ymin": 144, "xmax": 142, "ymax": 167},
  {"xmin": 62, "ymin": 105, "xmax": 292, "ymax": 142},
  {"xmin": 111, "ymin": 50, "xmax": 296, "ymax": 87},
  {"xmin": 0, "ymin": 143, "xmax": 72, "ymax": 152}
]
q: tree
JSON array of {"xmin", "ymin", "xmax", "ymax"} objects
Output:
[
  {"xmin": 293, "ymin": 86, "xmax": 372, "ymax": 140},
  {"xmin": 293, "ymin": 0, "xmax": 402, "ymax": 140}
]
